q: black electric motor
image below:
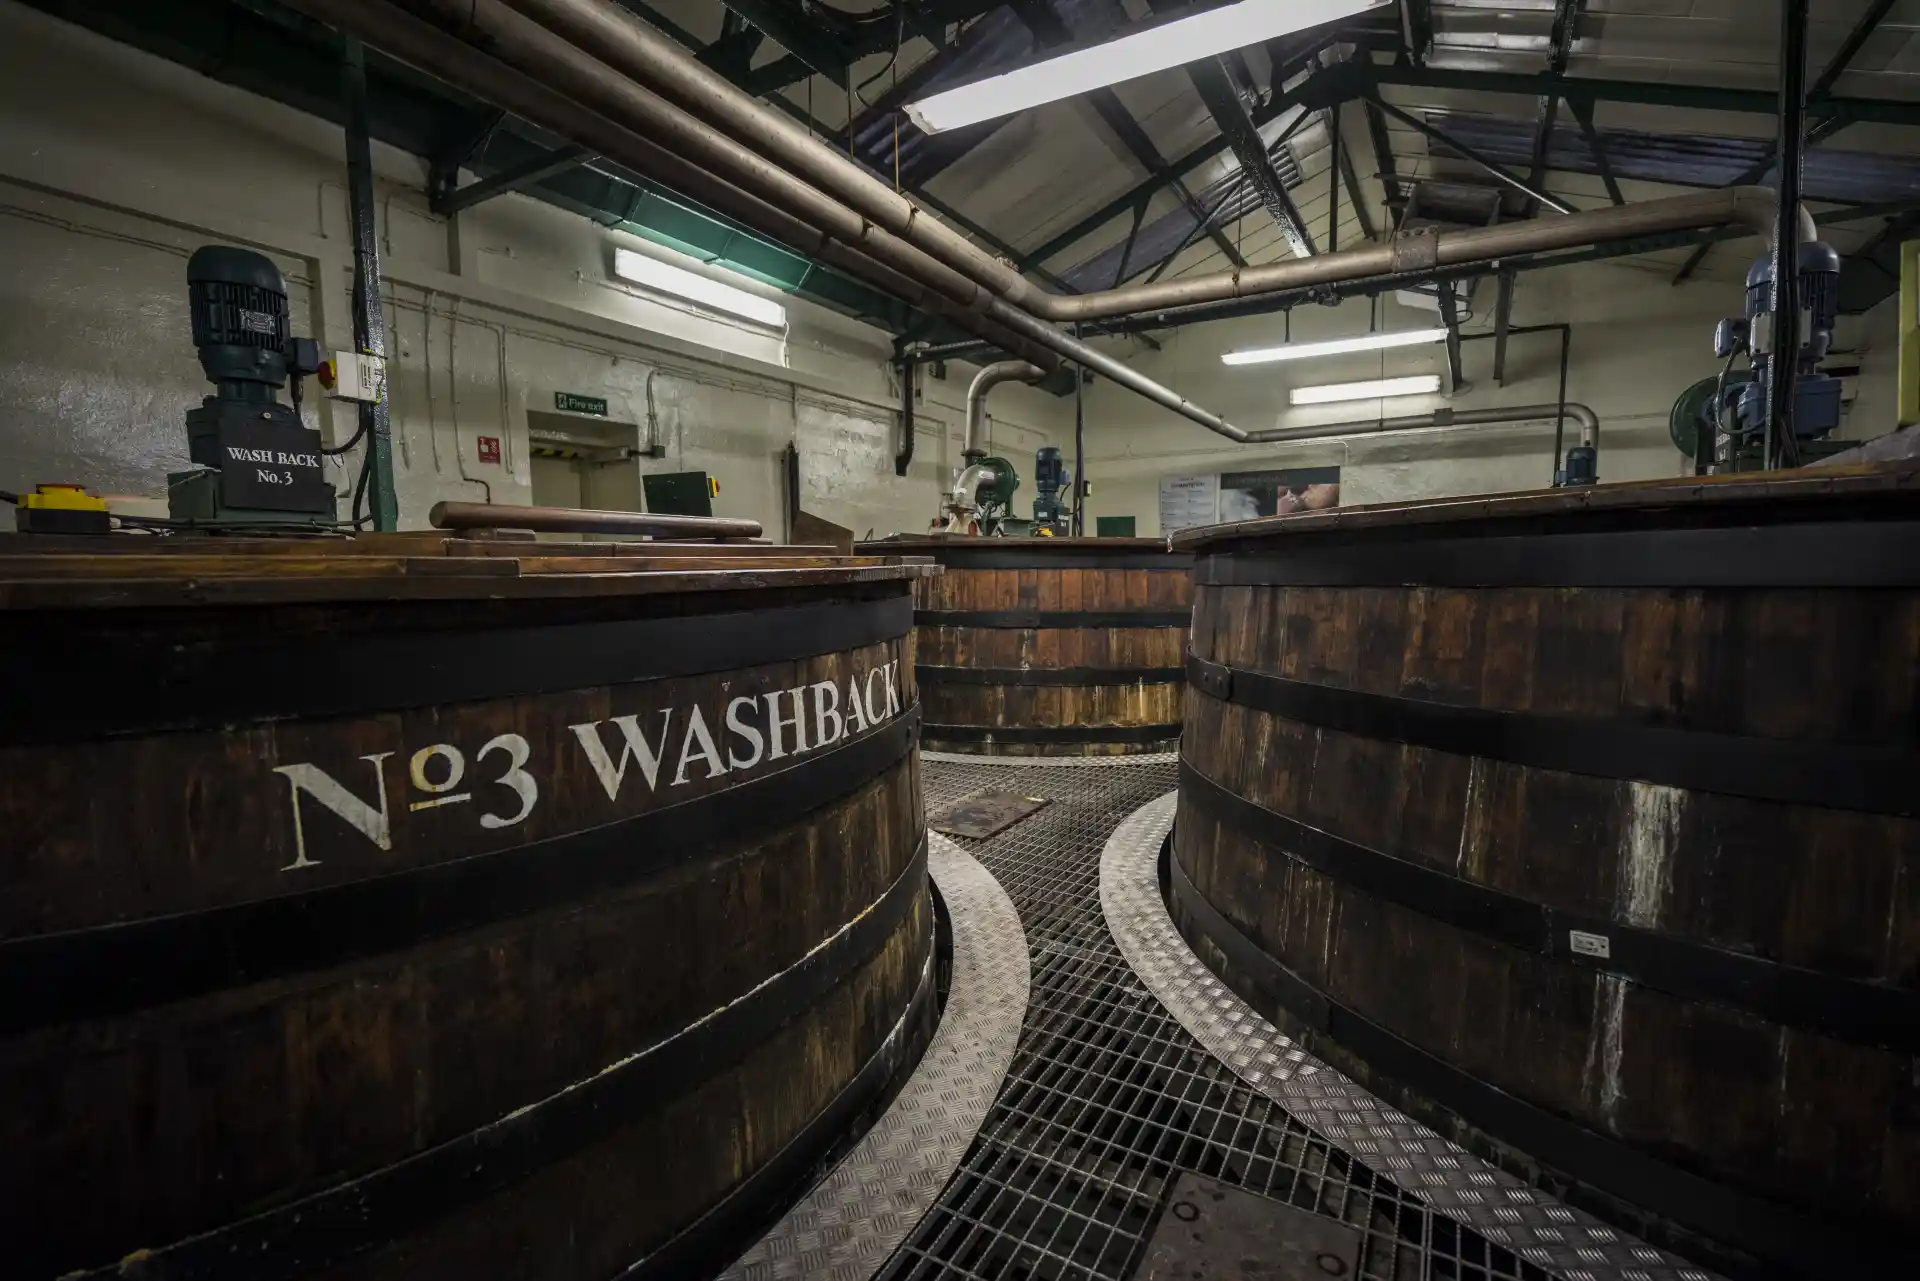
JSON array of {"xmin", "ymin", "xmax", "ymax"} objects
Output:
[
  {"xmin": 1702, "ymin": 241, "xmax": 1846, "ymax": 471},
  {"xmin": 1031, "ymin": 444, "xmax": 1071, "ymax": 535},
  {"xmin": 170, "ymin": 246, "xmax": 336, "ymax": 525}
]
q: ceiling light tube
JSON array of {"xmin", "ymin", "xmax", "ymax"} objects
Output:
[
  {"xmin": 903, "ymin": 0, "xmax": 1391, "ymax": 135},
  {"xmin": 1222, "ymin": 327, "xmax": 1450, "ymax": 366},
  {"xmin": 1289, "ymin": 375, "xmax": 1442, "ymax": 406},
  {"xmin": 612, "ymin": 247, "xmax": 787, "ymax": 328}
]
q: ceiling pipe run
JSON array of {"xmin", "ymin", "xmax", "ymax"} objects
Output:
[
  {"xmin": 294, "ymin": 0, "xmax": 1812, "ymax": 444},
  {"xmin": 492, "ymin": 0, "xmax": 1812, "ymax": 324},
  {"xmin": 494, "ymin": 0, "xmax": 1042, "ymax": 309},
  {"xmin": 287, "ymin": 0, "xmax": 1248, "ymax": 434},
  {"xmin": 284, "ymin": 0, "xmax": 1063, "ymax": 374},
  {"xmin": 965, "ymin": 362, "xmax": 1047, "ymax": 455}
]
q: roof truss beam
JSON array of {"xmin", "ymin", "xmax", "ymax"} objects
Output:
[
  {"xmin": 1812, "ymin": 0, "xmax": 1897, "ymax": 100},
  {"xmin": 1013, "ymin": 0, "xmax": 1245, "ymax": 271},
  {"xmin": 1086, "ymin": 91, "xmax": 1247, "ymax": 269},
  {"xmin": 1332, "ymin": 104, "xmax": 1378, "ymax": 241},
  {"xmin": 1018, "ymin": 59, "xmax": 1355, "ymax": 273},
  {"xmin": 1546, "ymin": 0, "xmax": 1583, "ymax": 76},
  {"xmin": 1365, "ymin": 89, "xmax": 1575, "ymax": 214},
  {"xmin": 432, "ymin": 143, "xmax": 596, "ymax": 215},
  {"xmin": 715, "ymin": 0, "xmax": 849, "ymax": 80},
  {"xmin": 1568, "ymin": 96, "xmax": 1623, "ymax": 205},
  {"xmin": 1400, "ymin": 0, "xmax": 1433, "ymax": 67},
  {"xmin": 1188, "ymin": 56, "xmax": 1315, "ymax": 257}
]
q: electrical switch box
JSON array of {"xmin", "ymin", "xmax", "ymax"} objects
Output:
[{"xmin": 320, "ymin": 352, "xmax": 387, "ymax": 404}]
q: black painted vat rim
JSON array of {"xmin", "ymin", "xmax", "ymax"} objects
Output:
[
  {"xmin": 1163, "ymin": 838, "xmax": 1920, "ymax": 1280},
  {"xmin": 1180, "ymin": 761, "xmax": 1920, "ymax": 1052},
  {"xmin": 915, "ymin": 609, "xmax": 1192, "ymax": 628},
  {"xmin": 0, "ymin": 710, "xmax": 920, "ymax": 1035},
  {"xmin": 1185, "ymin": 654, "xmax": 1919, "ymax": 817},
  {"xmin": 57, "ymin": 838, "xmax": 932, "ymax": 1281},
  {"xmin": 917, "ymin": 664, "xmax": 1185, "ymax": 687},
  {"xmin": 1172, "ymin": 475, "xmax": 1920, "ymax": 552},
  {"xmin": 1188, "ymin": 520, "xmax": 1920, "ymax": 588},
  {"xmin": 925, "ymin": 722, "xmax": 1181, "ymax": 746},
  {"xmin": 0, "ymin": 593, "xmax": 915, "ymax": 744}
]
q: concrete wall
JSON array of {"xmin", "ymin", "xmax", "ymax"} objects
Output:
[
  {"xmin": 1081, "ymin": 253, "xmax": 1903, "ymax": 536},
  {"xmin": 0, "ymin": 3, "xmax": 1065, "ymax": 537}
]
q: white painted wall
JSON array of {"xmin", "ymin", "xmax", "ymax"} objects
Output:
[
  {"xmin": 0, "ymin": 3, "xmax": 1066, "ymax": 537},
  {"xmin": 1081, "ymin": 254, "xmax": 1904, "ymax": 536}
]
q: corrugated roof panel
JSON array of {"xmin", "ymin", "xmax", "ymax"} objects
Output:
[{"xmin": 1431, "ymin": 111, "xmax": 1920, "ymax": 207}]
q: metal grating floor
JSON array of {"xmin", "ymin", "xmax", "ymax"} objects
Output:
[{"xmin": 875, "ymin": 757, "xmax": 1554, "ymax": 1281}]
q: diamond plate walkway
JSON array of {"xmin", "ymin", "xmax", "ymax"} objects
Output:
[{"xmin": 731, "ymin": 754, "xmax": 1717, "ymax": 1281}]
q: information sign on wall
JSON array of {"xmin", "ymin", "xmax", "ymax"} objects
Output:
[
  {"xmin": 554, "ymin": 391, "xmax": 610, "ymax": 416},
  {"xmin": 1157, "ymin": 474, "xmax": 1218, "ymax": 534}
]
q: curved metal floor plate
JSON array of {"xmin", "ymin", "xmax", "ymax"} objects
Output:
[
  {"xmin": 721, "ymin": 833, "xmax": 1030, "ymax": 1281},
  {"xmin": 1100, "ymin": 792, "xmax": 1719, "ymax": 1281},
  {"xmin": 920, "ymin": 749, "xmax": 1179, "ymax": 768}
]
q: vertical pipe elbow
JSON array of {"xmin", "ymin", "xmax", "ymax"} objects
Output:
[
  {"xmin": 1730, "ymin": 185, "xmax": 1817, "ymax": 245},
  {"xmin": 1567, "ymin": 403, "xmax": 1599, "ymax": 448},
  {"xmin": 964, "ymin": 361, "xmax": 1047, "ymax": 455}
]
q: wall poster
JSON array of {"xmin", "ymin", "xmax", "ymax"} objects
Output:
[{"xmin": 1217, "ymin": 466, "xmax": 1342, "ymax": 521}]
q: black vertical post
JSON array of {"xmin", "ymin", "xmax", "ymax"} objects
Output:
[
  {"xmin": 1767, "ymin": 0, "xmax": 1809, "ymax": 469},
  {"xmin": 1553, "ymin": 324, "xmax": 1571, "ymax": 484},
  {"xmin": 1327, "ymin": 120, "xmax": 1339, "ymax": 253},
  {"xmin": 894, "ymin": 354, "xmax": 915, "ymax": 477},
  {"xmin": 783, "ymin": 443, "xmax": 801, "ymax": 543},
  {"xmin": 1072, "ymin": 323, "xmax": 1086, "ymax": 537},
  {"xmin": 342, "ymin": 38, "xmax": 398, "ymax": 529}
]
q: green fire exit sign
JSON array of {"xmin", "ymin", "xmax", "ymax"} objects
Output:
[{"xmin": 554, "ymin": 391, "xmax": 609, "ymax": 416}]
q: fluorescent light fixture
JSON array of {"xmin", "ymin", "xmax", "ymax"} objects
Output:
[
  {"xmin": 612, "ymin": 247, "xmax": 786, "ymax": 329},
  {"xmin": 903, "ymin": 0, "xmax": 1389, "ymax": 135},
  {"xmin": 1222, "ymin": 327, "xmax": 1449, "ymax": 366},
  {"xmin": 1290, "ymin": 375, "xmax": 1442, "ymax": 406}
]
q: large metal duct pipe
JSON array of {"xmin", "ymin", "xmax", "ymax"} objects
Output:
[
  {"xmin": 291, "ymin": 0, "xmax": 1802, "ymax": 445},
  {"xmin": 980, "ymin": 302, "xmax": 1248, "ymax": 440},
  {"xmin": 283, "ymin": 0, "xmax": 1061, "ymax": 373},
  {"xmin": 287, "ymin": 0, "xmax": 1254, "ymax": 434},
  {"xmin": 496, "ymin": 0, "xmax": 1042, "ymax": 311},
  {"xmin": 1241, "ymin": 402, "xmax": 1599, "ymax": 447},
  {"xmin": 964, "ymin": 362, "xmax": 1047, "ymax": 455},
  {"xmin": 495, "ymin": 0, "xmax": 1811, "ymax": 325},
  {"xmin": 1043, "ymin": 189, "xmax": 1815, "ymax": 322}
]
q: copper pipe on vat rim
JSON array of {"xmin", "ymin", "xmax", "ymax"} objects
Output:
[{"xmin": 429, "ymin": 501, "xmax": 764, "ymax": 540}]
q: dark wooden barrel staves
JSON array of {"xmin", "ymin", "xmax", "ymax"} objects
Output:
[
  {"xmin": 0, "ymin": 538, "xmax": 934, "ymax": 1280},
  {"xmin": 860, "ymin": 537, "xmax": 1193, "ymax": 755},
  {"xmin": 1172, "ymin": 470, "xmax": 1920, "ymax": 1280}
]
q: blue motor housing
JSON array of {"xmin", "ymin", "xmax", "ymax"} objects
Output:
[
  {"xmin": 1727, "ymin": 241, "xmax": 1843, "ymax": 443},
  {"xmin": 1032, "ymin": 445, "xmax": 1070, "ymax": 533}
]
